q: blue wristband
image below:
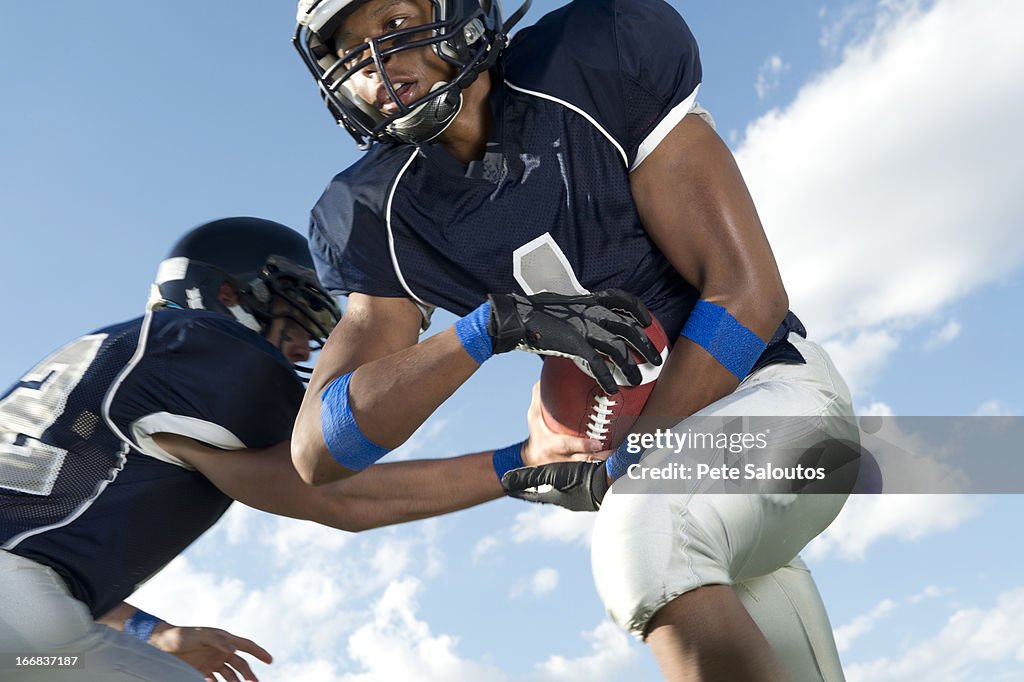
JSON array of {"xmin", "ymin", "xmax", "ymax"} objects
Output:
[
  {"xmin": 493, "ymin": 442, "xmax": 525, "ymax": 481},
  {"xmin": 681, "ymin": 300, "xmax": 768, "ymax": 380},
  {"xmin": 321, "ymin": 372, "xmax": 391, "ymax": 471},
  {"xmin": 454, "ymin": 301, "xmax": 494, "ymax": 365},
  {"xmin": 124, "ymin": 609, "xmax": 161, "ymax": 642},
  {"xmin": 605, "ymin": 439, "xmax": 639, "ymax": 482}
]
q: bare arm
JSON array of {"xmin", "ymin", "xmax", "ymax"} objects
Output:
[
  {"xmin": 155, "ymin": 435, "xmax": 499, "ymax": 532},
  {"xmin": 630, "ymin": 114, "xmax": 789, "ymax": 420},
  {"xmin": 154, "ymin": 387, "xmax": 597, "ymax": 532},
  {"xmin": 292, "ymin": 293, "xmax": 481, "ymax": 485},
  {"xmin": 96, "ymin": 602, "xmax": 142, "ymax": 631}
]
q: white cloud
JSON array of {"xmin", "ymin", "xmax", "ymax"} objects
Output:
[
  {"xmin": 134, "ymin": 518, "xmax": 634, "ymax": 681},
  {"xmin": 340, "ymin": 578, "xmax": 507, "ymax": 682},
  {"xmin": 973, "ymin": 399, "xmax": 1018, "ymax": 416},
  {"xmin": 529, "ymin": 620, "xmax": 637, "ymax": 682},
  {"xmin": 834, "ymin": 597, "xmax": 897, "ymax": 652},
  {"xmin": 131, "ymin": 515, "xmax": 452, "ymax": 675},
  {"xmin": 475, "ymin": 505, "xmax": 596, "ymax": 568},
  {"xmin": 861, "ymin": 401, "xmax": 895, "ymax": 417},
  {"xmin": 130, "ymin": 556, "xmax": 357, "ymax": 668},
  {"xmin": 846, "ymin": 587, "xmax": 1024, "ymax": 681},
  {"xmin": 818, "ymin": 0, "xmax": 875, "ymax": 53},
  {"xmin": 821, "ymin": 329, "xmax": 900, "ymax": 394},
  {"xmin": 819, "ymin": 0, "xmax": 928, "ymax": 57},
  {"xmin": 805, "ymin": 494, "xmax": 981, "ymax": 561},
  {"xmin": 214, "ymin": 502, "xmax": 260, "ymax": 546},
  {"xmin": 511, "ymin": 505, "xmax": 597, "ymax": 546},
  {"xmin": 513, "ymin": 567, "xmax": 561, "ymax": 598},
  {"xmin": 737, "ymin": 0, "xmax": 1024, "ymax": 394},
  {"xmin": 835, "ymin": 585, "xmax": 952, "ymax": 655},
  {"xmin": 906, "ymin": 584, "xmax": 950, "ymax": 605},
  {"xmin": 755, "ymin": 55, "xmax": 791, "ymax": 99},
  {"xmin": 257, "ymin": 515, "xmax": 444, "ymax": 596},
  {"xmin": 924, "ymin": 319, "xmax": 961, "ymax": 350},
  {"xmin": 472, "ymin": 534, "xmax": 499, "ymax": 562},
  {"xmin": 333, "ymin": 578, "xmax": 638, "ymax": 682},
  {"xmin": 262, "ymin": 514, "xmax": 354, "ymax": 563},
  {"xmin": 389, "ymin": 417, "xmax": 452, "ymax": 461},
  {"xmin": 131, "ymin": 556, "xmax": 247, "ymax": 626},
  {"xmin": 275, "ymin": 659, "xmax": 343, "ymax": 680},
  {"xmin": 530, "ymin": 567, "xmax": 560, "ymax": 595}
]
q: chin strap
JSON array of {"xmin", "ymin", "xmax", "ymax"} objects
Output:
[
  {"xmin": 387, "ymin": 83, "xmax": 463, "ymax": 144},
  {"xmin": 503, "ymin": 0, "xmax": 532, "ymax": 33},
  {"xmin": 387, "ymin": 0, "xmax": 532, "ymax": 145}
]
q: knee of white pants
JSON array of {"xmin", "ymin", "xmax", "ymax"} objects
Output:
[
  {"xmin": 734, "ymin": 559, "xmax": 846, "ymax": 682},
  {"xmin": 591, "ymin": 489, "xmax": 737, "ymax": 638}
]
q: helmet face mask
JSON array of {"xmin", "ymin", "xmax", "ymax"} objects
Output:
[
  {"xmin": 247, "ymin": 255, "xmax": 340, "ymax": 347},
  {"xmin": 149, "ymin": 218, "xmax": 342, "ymax": 369},
  {"xmin": 295, "ymin": 0, "xmax": 521, "ymax": 148}
]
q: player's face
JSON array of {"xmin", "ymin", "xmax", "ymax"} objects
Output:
[
  {"xmin": 331, "ymin": 0, "xmax": 455, "ymax": 116},
  {"xmin": 265, "ymin": 299, "xmax": 313, "ymax": 364}
]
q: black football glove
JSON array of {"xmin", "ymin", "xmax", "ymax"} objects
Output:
[
  {"xmin": 488, "ymin": 289, "xmax": 661, "ymax": 394},
  {"xmin": 501, "ymin": 460, "xmax": 610, "ymax": 512}
]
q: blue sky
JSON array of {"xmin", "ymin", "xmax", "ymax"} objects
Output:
[{"xmin": 2, "ymin": 0, "xmax": 1023, "ymax": 680}]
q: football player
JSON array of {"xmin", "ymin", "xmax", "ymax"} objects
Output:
[
  {"xmin": 0, "ymin": 217, "xmax": 606, "ymax": 682},
  {"xmin": 292, "ymin": 0, "xmax": 857, "ymax": 679}
]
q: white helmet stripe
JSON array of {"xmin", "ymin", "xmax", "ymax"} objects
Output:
[
  {"xmin": 185, "ymin": 287, "xmax": 204, "ymax": 310},
  {"xmin": 298, "ymin": 0, "xmax": 360, "ymax": 32},
  {"xmin": 154, "ymin": 257, "xmax": 189, "ymax": 284}
]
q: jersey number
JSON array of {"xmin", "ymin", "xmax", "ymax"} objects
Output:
[{"xmin": 0, "ymin": 335, "xmax": 106, "ymax": 495}]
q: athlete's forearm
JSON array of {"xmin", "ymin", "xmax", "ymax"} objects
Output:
[
  {"xmin": 158, "ymin": 430, "xmax": 503, "ymax": 532},
  {"xmin": 315, "ymin": 452, "xmax": 503, "ymax": 531},
  {"xmin": 97, "ymin": 603, "xmax": 173, "ymax": 642},
  {"xmin": 295, "ymin": 326, "xmax": 483, "ymax": 484},
  {"xmin": 642, "ymin": 340, "xmax": 739, "ymax": 421},
  {"xmin": 96, "ymin": 602, "xmax": 137, "ymax": 630},
  {"xmin": 345, "ymin": 328, "xmax": 480, "ymax": 448},
  {"xmin": 292, "ymin": 294, "xmax": 471, "ymax": 484}
]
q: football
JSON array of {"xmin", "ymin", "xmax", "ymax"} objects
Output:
[{"xmin": 539, "ymin": 315, "xmax": 669, "ymax": 450}]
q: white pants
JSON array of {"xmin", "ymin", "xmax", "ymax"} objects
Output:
[
  {"xmin": 0, "ymin": 550, "xmax": 203, "ymax": 681},
  {"xmin": 592, "ymin": 337, "xmax": 853, "ymax": 681}
]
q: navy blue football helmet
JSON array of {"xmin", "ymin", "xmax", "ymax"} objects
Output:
[
  {"xmin": 294, "ymin": 0, "xmax": 531, "ymax": 148},
  {"xmin": 149, "ymin": 217, "xmax": 341, "ymax": 350}
]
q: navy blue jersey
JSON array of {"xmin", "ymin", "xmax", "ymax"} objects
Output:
[
  {"xmin": 0, "ymin": 309, "xmax": 302, "ymax": 617},
  {"xmin": 309, "ymin": 0, "xmax": 804, "ymax": 367}
]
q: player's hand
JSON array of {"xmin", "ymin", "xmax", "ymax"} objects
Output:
[
  {"xmin": 149, "ymin": 624, "xmax": 273, "ymax": 682},
  {"xmin": 501, "ymin": 460, "xmax": 611, "ymax": 512},
  {"xmin": 487, "ymin": 289, "xmax": 661, "ymax": 394},
  {"xmin": 521, "ymin": 382, "xmax": 606, "ymax": 467}
]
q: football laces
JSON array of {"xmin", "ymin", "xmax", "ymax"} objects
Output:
[{"xmin": 586, "ymin": 394, "xmax": 617, "ymax": 442}]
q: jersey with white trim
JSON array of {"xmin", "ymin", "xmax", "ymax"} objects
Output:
[
  {"xmin": 0, "ymin": 309, "xmax": 302, "ymax": 617},
  {"xmin": 310, "ymin": 0, "xmax": 805, "ymax": 365}
]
